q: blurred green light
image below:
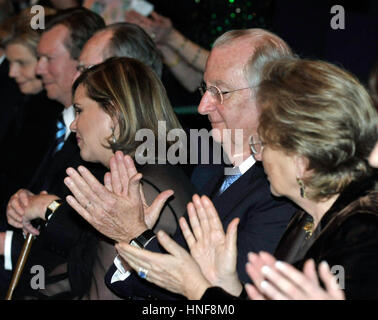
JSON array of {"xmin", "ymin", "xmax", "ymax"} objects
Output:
[{"xmin": 230, "ymin": 13, "xmax": 236, "ymax": 18}]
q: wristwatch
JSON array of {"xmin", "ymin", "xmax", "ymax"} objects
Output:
[
  {"xmin": 45, "ymin": 200, "xmax": 63, "ymax": 221},
  {"xmin": 129, "ymin": 229, "xmax": 156, "ymax": 248}
]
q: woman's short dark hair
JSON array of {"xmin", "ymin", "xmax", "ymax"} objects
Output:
[{"xmin": 257, "ymin": 58, "xmax": 378, "ymax": 201}]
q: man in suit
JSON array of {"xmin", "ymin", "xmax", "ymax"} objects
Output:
[
  {"xmin": 0, "ymin": 8, "xmax": 106, "ymax": 299},
  {"xmin": 64, "ymin": 28, "xmax": 298, "ymax": 299}
]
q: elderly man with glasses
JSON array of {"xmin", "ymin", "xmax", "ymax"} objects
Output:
[{"xmin": 64, "ymin": 28, "xmax": 297, "ymax": 300}]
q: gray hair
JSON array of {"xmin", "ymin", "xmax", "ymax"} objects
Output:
[
  {"xmin": 100, "ymin": 22, "xmax": 163, "ymax": 78},
  {"xmin": 213, "ymin": 29, "xmax": 294, "ymax": 97}
]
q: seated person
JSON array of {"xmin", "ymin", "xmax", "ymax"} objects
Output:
[{"xmin": 115, "ymin": 58, "xmax": 378, "ymax": 300}]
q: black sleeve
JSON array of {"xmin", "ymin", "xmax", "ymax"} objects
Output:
[{"xmin": 201, "ymin": 286, "xmax": 242, "ymax": 301}]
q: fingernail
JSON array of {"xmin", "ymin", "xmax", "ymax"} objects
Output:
[
  {"xmin": 275, "ymin": 260, "xmax": 285, "ymax": 270},
  {"xmin": 261, "ymin": 265, "xmax": 272, "ymax": 275},
  {"xmin": 261, "ymin": 280, "xmax": 269, "ymax": 289},
  {"xmin": 248, "ymin": 252, "xmax": 256, "ymax": 259},
  {"xmin": 320, "ymin": 261, "xmax": 329, "ymax": 269}
]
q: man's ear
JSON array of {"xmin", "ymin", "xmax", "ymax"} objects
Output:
[{"xmin": 294, "ymin": 155, "xmax": 310, "ymax": 179}]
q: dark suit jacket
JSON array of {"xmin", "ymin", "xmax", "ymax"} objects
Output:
[
  {"xmin": 0, "ymin": 91, "xmax": 62, "ymax": 214},
  {"xmin": 106, "ymin": 161, "xmax": 296, "ymax": 299},
  {"xmin": 5, "ymin": 132, "xmax": 107, "ymax": 299}
]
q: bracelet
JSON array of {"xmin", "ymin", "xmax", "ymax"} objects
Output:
[
  {"xmin": 165, "ymin": 53, "xmax": 180, "ymax": 68},
  {"xmin": 130, "ymin": 230, "xmax": 156, "ymax": 249},
  {"xmin": 191, "ymin": 47, "xmax": 202, "ymax": 66}
]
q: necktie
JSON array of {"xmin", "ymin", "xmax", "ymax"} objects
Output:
[
  {"xmin": 54, "ymin": 115, "xmax": 66, "ymax": 154},
  {"xmin": 218, "ymin": 171, "xmax": 242, "ymax": 195}
]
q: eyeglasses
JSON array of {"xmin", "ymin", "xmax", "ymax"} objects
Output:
[
  {"xmin": 198, "ymin": 81, "xmax": 252, "ymax": 104},
  {"xmin": 76, "ymin": 62, "xmax": 94, "ymax": 73},
  {"xmin": 249, "ymin": 135, "xmax": 265, "ymax": 155}
]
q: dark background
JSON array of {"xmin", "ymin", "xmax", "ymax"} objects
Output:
[{"xmin": 147, "ymin": 0, "xmax": 378, "ymax": 130}]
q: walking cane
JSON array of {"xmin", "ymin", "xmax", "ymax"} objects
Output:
[{"xmin": 5, "ymin": 233, "xmax": 35, "ymax": 300}]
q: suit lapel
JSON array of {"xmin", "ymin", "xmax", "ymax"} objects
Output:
[
  {"xmin": 29, "ymin": 133, "xmax": 79, "ymax": 192},
  {"xmin": 201, "ymin": 165, "xmax": 226, "ymax": 198}
]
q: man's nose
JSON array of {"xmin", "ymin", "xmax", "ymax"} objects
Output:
[{"xmin": 197, "ymin": 91, "xmax": 217, "ymax": 115}]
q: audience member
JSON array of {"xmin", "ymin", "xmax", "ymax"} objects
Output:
[
  {"xmin": 1, "ymin": 7, "xmax": 106, "ymax": 299},
  {"xmin": 116, "ymin": 58, "xmax": 378, "ymax": 300},
  {"xmin": 0, "ymin": 8, "xmax": 61, "ymax": 216},
  {"xmin": 66, "ymin": 56, "xmax": 196, "ymax": 297},
  {"xmin": 76, "ymin": 22, "xmax": 162, "ymax": 79},
  {"xmin": 64, "ymin": 28, "xmax": 297, "ymax": 300},
  {"xmin": 74, "ymin": 22, "xmax": 195, "ymax": 233}
]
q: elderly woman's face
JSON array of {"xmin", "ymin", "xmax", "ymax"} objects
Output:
[
  {"xmin": 369, "ymin": 142, "xmax": 378, "ymax": 168},
  {"xmin": 259, "ymin": 145, "xmax": 299, "ymax": 199},
  {"xmin": 70, "ymin": 84, "xmax": 115, "ymax": 167},
  {"xmin": 6, "ymin": 43, "xmax": 43, "ymax": 95}
]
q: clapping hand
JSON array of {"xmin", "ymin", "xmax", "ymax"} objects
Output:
[
  {"xmin": 64, "ymin": 151, "xmax": 173, "ymax": 243},
  {"xmin": 180, "ymin": 195, "xmax": 242, "ymax": 296},
  {"xmin": 116, "ymin": 230, "xmax": 211, "ymax": 300},
  {"xmin": 245, "ymin": 252, "xmax": 345, "ymax": 300}
]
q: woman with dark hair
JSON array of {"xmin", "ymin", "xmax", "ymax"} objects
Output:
[
  {"xmin": 114, "ymin": 58, "xmax": 378, "ymax": 300},
  {"xmin": 11, "ymin": 56, "xmax": 195, "ymax": 299},
  {"xmin": 63, "ymin": 56, "xmax": 195, "ymax": 298}
]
